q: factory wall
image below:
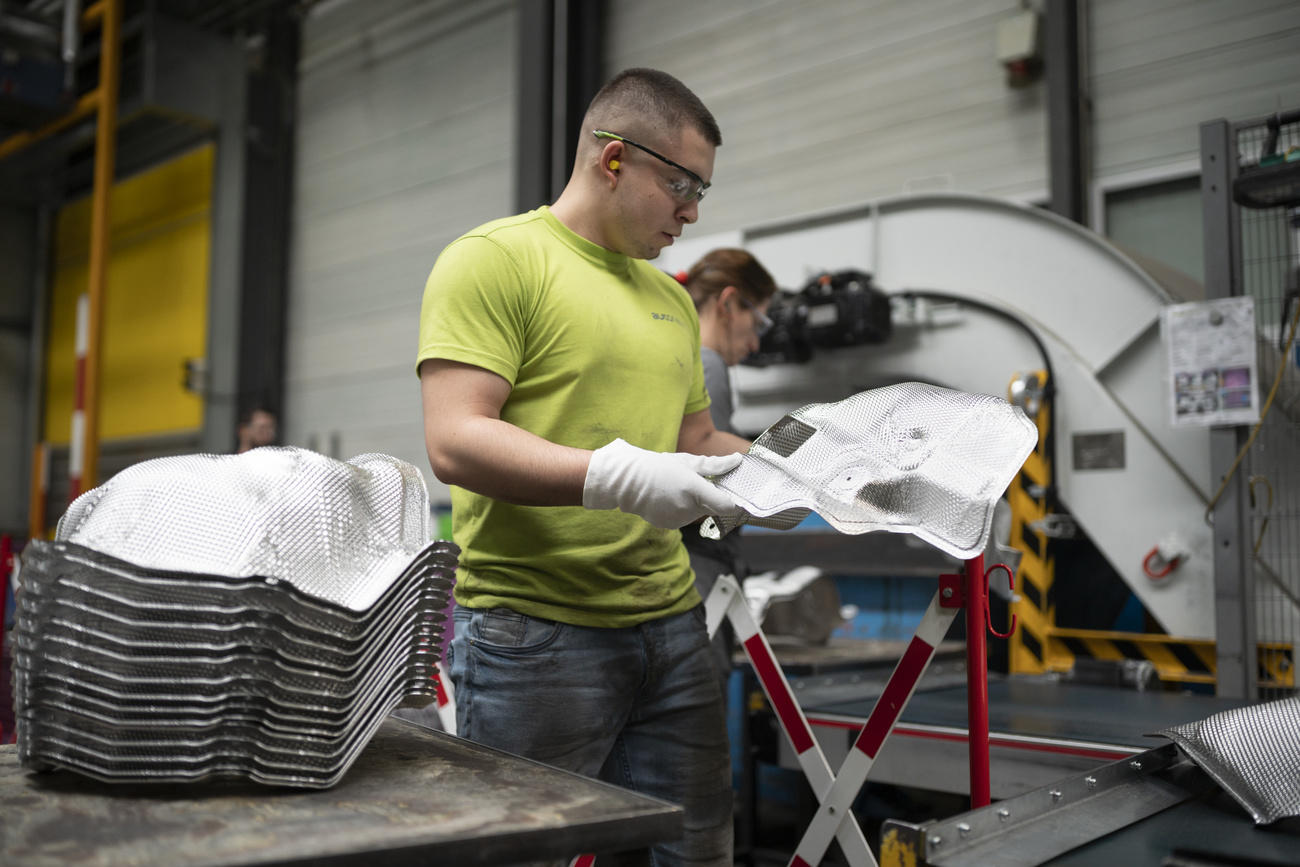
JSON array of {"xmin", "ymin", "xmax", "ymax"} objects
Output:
[
  {"xmin": 283, "ymin": 0, "xmax": 1300, "ymax": 507},
  {"xmin": 605, "ymin": 0, "xmax": 1299, "ymax": 235},
  {"xmin": 606, "ymin": 0, "xmax": 1051, "ymax": 226},
  {"xmin": 284, "ymin": 0, "xmax": 517, "ymax": 505},
  {"xmin": 1089, "ymin": 0, "xmax": 1300, "ymax": 281}
]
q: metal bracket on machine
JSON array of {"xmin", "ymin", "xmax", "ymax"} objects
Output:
[
  {"xmin": 1028, "ymin": 513, "xmax": 1079, "ymax": 539},
  {"xmin": 878, "ymin": 742, "xmax": 1212, "ymax": 867}
]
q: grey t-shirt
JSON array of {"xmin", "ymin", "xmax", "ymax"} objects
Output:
[
  {"xmin": 685, "ymin": 346, "xmax": 746, "ymax": 576},
  {"xmin": 702, "ymin": 347, "xmax": 736, "ymax": 436}
]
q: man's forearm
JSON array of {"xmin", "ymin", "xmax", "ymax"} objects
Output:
[
  {"xmin": 426, "ymin": 414, "xmax": 591, "ymax": 506},
  {"xmin": 687, "ymin": 427, "xmax": 750, "ymax": 457}
]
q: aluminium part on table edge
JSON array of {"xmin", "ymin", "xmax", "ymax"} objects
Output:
[{"xmin": 56, "ymin": 447, "xmax": 434, "ymax": 611}]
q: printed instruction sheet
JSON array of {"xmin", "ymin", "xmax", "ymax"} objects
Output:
[{"xmin": 1162, "ymin": 297, "xmax": 1260, "ymax": 427}]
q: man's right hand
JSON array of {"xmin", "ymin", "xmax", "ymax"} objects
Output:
[{"xmin": 583, "ymin": 438, "xmax": 742, "ymax": 529}]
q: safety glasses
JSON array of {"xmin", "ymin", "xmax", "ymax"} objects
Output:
[{"xmin": 593, "ymin": 129, "xmax": 711, "ymax": 203}]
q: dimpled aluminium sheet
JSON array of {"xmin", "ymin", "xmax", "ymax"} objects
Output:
[
  {"xmin": 1157, "ymin": 696, "xmax": 1300, "ymax": 825},
  {"xmin": 56, "ymin": 448, "xmax": 431, "ymax": 611},
  {"xmin": 701, "ymin": 382, "xmax": 1038, "ymax": 559},
  {"xmin": 14, "ymin": 448, "xmax": 459, "ymax": 788}
]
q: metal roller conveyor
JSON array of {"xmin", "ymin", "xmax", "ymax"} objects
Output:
[{"xmin": 879, "ymin": 742, "xmax": 1300, "ymax": 867}]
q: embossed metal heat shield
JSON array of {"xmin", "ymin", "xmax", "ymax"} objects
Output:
[
  {"xmin": 703, "ymin": 382, "xmax": 1038, "ymax": 559},
  {"xmin": 14, "ymin": 448, "xmax": 457, "ymax": 788},
  {"xmin": 1158, "ymin": 695, "xmax": 1300, "ymax": 825}
]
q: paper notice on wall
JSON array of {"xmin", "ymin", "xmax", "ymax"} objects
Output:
[{"xmin": 1162, "ymin": 297, "xmax": 1260, "ymax": 427}]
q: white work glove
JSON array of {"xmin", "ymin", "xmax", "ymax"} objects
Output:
[{"xmin": 583, "ymin": 438, "xmax": 744, "ymax": 529}]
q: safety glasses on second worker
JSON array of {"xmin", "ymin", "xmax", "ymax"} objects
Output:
[
  {"xmin": 738, "ymin": 295, "xmax": 773, "ymax": 336},
  {"xmin": 593, "ymin": 129, "xmax": 711, "ymax": 203}
]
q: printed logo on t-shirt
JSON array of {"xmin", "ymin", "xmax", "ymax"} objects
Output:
[{"xmin": 651, "ymin": 312, "xmax": 679, "ymax": 324}]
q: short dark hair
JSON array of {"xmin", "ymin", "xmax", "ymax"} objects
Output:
[
  {"xmin": 584, "ymin": 67, "xmax": 721, "ymax": 147},
  {"xmin": 238, "ymin": 404, "xmax": 275, "ymax": 426},
  {"xmin": 682, "ymin": 248, "xmax": 777, "ymax": 310}
]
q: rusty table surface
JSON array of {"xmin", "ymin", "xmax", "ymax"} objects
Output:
[{"xmin": 0, "ymin": 717, "xmax": 683, "ymax": 867}]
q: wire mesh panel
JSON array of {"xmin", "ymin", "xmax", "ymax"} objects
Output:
[{"xmin": 1234, "ymin": 113, "xmax": 1300, "ymax": 700}]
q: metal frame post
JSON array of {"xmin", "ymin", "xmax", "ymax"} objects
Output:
[
  {"xmin": 515, "ymin": 0, "xmax": 555, "ymax": 211},
  {"xmin": 965, "ymin": 553, "xmax": 991, "ymax": 807},
  {"xmin": 1045, "ymin": 0, "xmax": 1087, "ymax": 226},
  {"xmin": 199, "ymin": 34, "xmax": 249, "ymax": 454},
  {"xmin": 1199, "ymin": 118, "xmax": 1257, "ymax": 699},
  {"xmin": 76, "ymin": 0, "xmax": 123, "ymax": 498}
]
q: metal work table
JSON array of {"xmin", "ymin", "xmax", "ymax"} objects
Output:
[
  {"xmin": 781, "ymin": 669, "xmax": 1254, "ymax": 797},
  {"xmin": 0, "ymin": 717, "xmax": 683, "ymax": 867}
]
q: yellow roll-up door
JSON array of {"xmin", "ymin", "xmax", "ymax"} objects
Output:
[{"xmin": 43, "ymin": 144, "xmax": 212, "ymax": 444}]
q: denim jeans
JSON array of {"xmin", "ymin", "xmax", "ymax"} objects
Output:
[{"xmin": 449, "ymin": 604, "xmax": 733, "ymax": 867}]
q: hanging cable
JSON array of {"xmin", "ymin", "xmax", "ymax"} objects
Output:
[
  {"xmin": 1248, "ymin": 474, "xmax": 1273, "ymax": 554},
  {"xmin": 894, "ymin": 290, "xmax": 1058, "ymax": 505},
  {"xmin": 1204, "ymin": 296, "xmax": 1300, "ymax": 522}
]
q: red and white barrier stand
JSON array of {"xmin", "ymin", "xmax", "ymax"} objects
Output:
[
  {"xmin": 704, "ymin": 554, "xmax": 1013, "ymax": 867},
  {"xmin": 705, "ymin": 571, "xmax": 879, "ymax": 864},
  {"xmin": 433, "ymin": 664, "xmax": 457, "ymax": 734},
  {"xmin": 563, "ymin": 553, "xmax": 1013, "ymax": 867}
]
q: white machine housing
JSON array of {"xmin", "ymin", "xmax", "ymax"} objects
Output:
[{"xmin": 660, "ymin": 193, "xmax": 1296, "ymax": 642}]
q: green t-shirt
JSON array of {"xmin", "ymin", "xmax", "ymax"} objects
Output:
[{"xmin": 416, "ymin": 207, "xmax": 711, "ymax": 627}]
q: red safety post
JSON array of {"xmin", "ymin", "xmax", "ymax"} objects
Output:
[{"xmin": 964, "ymin": 554, "xmax": 991, "ymax": 808}]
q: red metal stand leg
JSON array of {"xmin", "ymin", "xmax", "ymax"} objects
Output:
[
  {"xmin": 965, "ymin": 554, "xmax": 991, "ymax": 808},
  {"xmin": 784, "ymin": 586, "xmax": 960, "ymax": 867}
]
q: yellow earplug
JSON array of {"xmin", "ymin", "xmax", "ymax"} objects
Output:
[{"xmin": 609, "ymin": 160, "xmax": 620, "ymax": 170}]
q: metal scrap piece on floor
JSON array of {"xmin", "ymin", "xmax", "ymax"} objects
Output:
[{"xmin": 1157, "ymin": 694, "xmax": 1300, "ymax": 825}]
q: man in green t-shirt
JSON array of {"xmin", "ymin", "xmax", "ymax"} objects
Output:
[{"xmin": 416, "ymin": 69, "xmax": 751, "ymax": 866}]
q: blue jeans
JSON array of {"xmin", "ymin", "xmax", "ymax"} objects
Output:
[{"xmin": 449, "ymin": 605, "xmax": 732, "ymax": 867}]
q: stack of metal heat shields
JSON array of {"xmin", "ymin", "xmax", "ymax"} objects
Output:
[{"xmin": 11, "ymin": 448, "xmax": 458, "ymax": 788}]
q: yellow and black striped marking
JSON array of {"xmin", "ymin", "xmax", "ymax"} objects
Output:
[
  {"xmin": 1007, "ymin": 371, "xmax": 1054, "ymax": 675},
  {"xmin": 1046, "ymin": 628, "xmax": 1294, "ymax": 689}
]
